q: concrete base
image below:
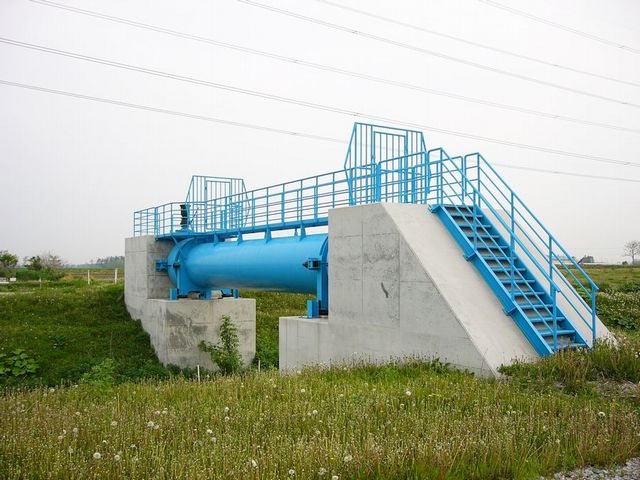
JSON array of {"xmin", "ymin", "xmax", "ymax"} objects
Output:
[
  {"xmin": 138, "ymin": 298, "xmax": 255, "ymax": 369},
  {"xmin": 125, "ymin": 236, "xmax": 256, "ymax": 370},
  {"xmin": 279, "ymin": 203, "xmax": 611, "ymax": 377}
]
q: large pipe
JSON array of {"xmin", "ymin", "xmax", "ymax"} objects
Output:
[{"xmin": 167, "ymin": 234, "xmax": 328, "ymax": 294}]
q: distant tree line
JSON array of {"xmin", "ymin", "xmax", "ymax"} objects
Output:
[
  {"xmin": 0, "ymin": 251, "xmax": 67, "ymax": 280},
  {"xmin": 79, "ymin": 256, "xmax": 124, "ymax": 269}
]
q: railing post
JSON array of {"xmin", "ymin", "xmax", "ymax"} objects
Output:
[
  {"xmin": 411, "ymin": 167, "xmax": 416, "ymax": 203},
  {"xmin": 213, "ymin": 199, "xmax": 218, "ymax": 230},
  {"xmin": 375, "ymin": 162, "xmax": 381, "ymax": 202},
  {"xmin": 591, "ymin": 288, "xmax": 597, "ymax": 346},
  {"xmin": 204, "ymin": 202, "xmax": 208, "ymax": 232},
  {"xmin": 552, "ymin": 285, "xmax": 558, "ymax": 351},
  {"xmin": 438, "ymin": 155, "xmax": 443, "ymax": 205},
  {"xmin": 265, "ymin": 187, "xmax": 269, "ymax": 226},
  {"xmin": 472, "ymin": 191, "xmax": 478, "ymax": 251},
  {"xmin": 548, "ymin": 237, "xmax": 553, "ymax": 296},
  {"xmin": 332, "ymin": 172, "xmax": 336, "ymax": 209},
  {"xmin": 509, "ymin": 191, "xmax": 515, "ymax": 302},
  {"xmin": 477, "ymin": 158, "xmax": 482, "ymax": 209},
  {"xmin": 153, "ymin": 207, "xmax": 158, "ymax": 236},
  {"xmin": 251, "ymin": 196, "xmax": 255, "ymax": 229},
  {"xmin": 461, "ymin": 155, "xmax": 467, "ymax": 204},
  {"xmin": 314, "ymin": 182, "xmax": 319, "ymax": 221}
]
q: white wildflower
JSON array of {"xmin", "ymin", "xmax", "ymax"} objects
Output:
[
  {"xmin": 343, "ymin": 454, "xmax": 353, "ymax": 463},
  {"xmin": 405, "ymin": 390, "xmax": 412, "ymax": 396},
  {"xmin": 57, "ymin": 435, "xmax": 64, "ymax": 441},
  {"xmin": 206, "ymin": 429, "xmax": 213, "ymax": 435},
  {"xmin": 72, "ymin": 427, "xmax": 78, "ymax": 434},
  {"xmin": 224, "ymin": 406, "xmax": 230, "ymax": 413},
  {"xmin": 92, "ymin": 452, "xmax": 102, "ymax": 460},
  {"xmin": 114, "ymin": 454, "xmax": 121, "ymax": 461},
  {"xmin": 598, "ymin": 411, "xmax": 606, "ymax": 418},
  {"xmin": 300, "ymin": 388, "xmax": 306, "ymax": 393},
  {"xmin": 332, "ymin": 476, "xmax": 339, "ymax": 480},
  {"xmin": 312, "ymin": 409, "xmax": 318, "ymax": 415},
  {"xmin": 250, "ymin": 459, "xmax": 258, "ymax": 469},
  {"xmin": 318, "ymin": 467, "xmax": 327, "ymax": 476},
  {"xmin": 288, "ymin": 468, "xmax": 296, "ymax": 476},
  {"xmin": 147, "ymin": 421, "xmax": 155, "ymax": 428},
  {"xmin": 224, "ymin": 416, "xmax": 230, "ymax": 422},
  {"xmin": 49, "ymin": 387, "xmax": 55, "ymax": 393},
  {"xmin": 110, "ymin": 420, "xmax": 118, "ymax": 427}
]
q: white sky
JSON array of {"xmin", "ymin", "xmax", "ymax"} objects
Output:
[{"xmin": 0, "ymin": 0, "xmax": 639, "ymax": 264}]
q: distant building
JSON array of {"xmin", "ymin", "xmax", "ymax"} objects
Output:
[{"xmin": 578, "ymin": 256, "xmax": 595, "ymax": 264}]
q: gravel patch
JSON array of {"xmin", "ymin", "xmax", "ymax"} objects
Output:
[{"xmin": 544, "ymin": 458, "xmax": 640, "ymax": 480}]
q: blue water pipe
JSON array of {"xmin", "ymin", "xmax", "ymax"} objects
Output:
[{"xmin": 161, "ymin": 232, "xmax": 328, "ymax": 318}]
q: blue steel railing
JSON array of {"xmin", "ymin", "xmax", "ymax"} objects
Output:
[
  {"xmin": 133, "ymin": 124, "xmax": 597, "ymax": 348},
  {"xmin": 422, "ymin": 148, "xmax": 597, "ymax": 347}
]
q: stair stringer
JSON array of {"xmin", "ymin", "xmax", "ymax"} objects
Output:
[
  {"xmin": 481, "ymin": 208, "xmax": 613, "ymax": 346},
  {"xmin": 380, "ymin": 203, "xmax": 540, "ymax": 373}
]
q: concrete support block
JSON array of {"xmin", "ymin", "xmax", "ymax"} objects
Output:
[
  {"xmin": 125, "ymin": 236, "xmax": 256, "ymax": 370},
  {"xmin": 279, "ymin": 203, "xmax": 554, "ymax": 377},
  {"xmin": 279, "ymin": 316, "xmax": 329, "ymax": 371}
]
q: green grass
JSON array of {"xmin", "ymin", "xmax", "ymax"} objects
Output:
[
  {"xmin": 2, "ymin": 362, "xmax": 639, "ymax": 480},
  {"xmin": 0, "ymin": 284, "xmax": 169, "ymax": 388},
  {"xmin": 0, "ymin": 284, "xmax": 308, "ymax": 388},
  {"xmin": 579, "ymin": 265, "xmax": 640, "ymax": 291},
  {"xmin": 501, "ymin": 335, "xmax": 640, "ymax": 395},
  {"xmin": 241, "ymin": 291, "xmax": 310, "ymax": 369}
]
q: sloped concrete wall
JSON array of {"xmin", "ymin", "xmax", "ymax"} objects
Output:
[
  {"xmin": 125, "ymin": 236, "xmax": 255, "ymax": 369},
  {"xmin": 280, "ymin": 203, "xmax": 543, "ymax": 377}
]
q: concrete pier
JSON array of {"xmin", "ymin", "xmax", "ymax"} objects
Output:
[
  {"xmin": 279, "ymin": 203, "xmax": 610, "ymax": 377},
  {"xmin": 124, "ymin": 236, "xmax": 255, "ymax": 370}
]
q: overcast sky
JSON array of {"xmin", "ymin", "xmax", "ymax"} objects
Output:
[{"xmin": 1, "ymin": 0, "xmax": 639, "ymax": 264}]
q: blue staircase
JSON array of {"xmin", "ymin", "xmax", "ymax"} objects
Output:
[{"xmin": 432, "ymin": 203, "xmax": 589, "ymax": 356}]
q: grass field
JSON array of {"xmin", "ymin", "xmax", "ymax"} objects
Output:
[
  {"xmin": 0, "ymin": 282, "xmax": 308, "ymax": 387},
  {"xmin": 1, "ymin": 265, "xmax": 639, "ymax": 478},
  {"xmin": 2, "ymin": 362, "xmax": 639, "ymax": 479},
  {"xmin": 0, "ymin": 283, "xmax": 168, "ymax": 388},
  {"xmin": 577, "ymin": 265, "xmax": 640, "ymax": 290}
]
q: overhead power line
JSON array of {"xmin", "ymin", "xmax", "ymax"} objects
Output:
[
  {"xmin": 1, "ymin": 78, "xmax": 639, "ymax": 184},
  {"xmin": 1, "ymin": 38, "xmax": 637, "ymax": 168},
  {"xmin": 0, "ymin": 79, "xmax": 344, "ymax": 143},
  {"xmin": 21, "ymin": 2, "xmax": 639, "ymax": 135},
  {"xmin": 491, "ymin": 163, "xmax": 640, "ymax": 183},
  {"xmin": 236, "ymin": 0, "xmax": 640, "ymax": 109},
  {"xmin": 312, "ymin": 0, "xmax": 640, "ymax": 88},
  {"xmin": 478, "ymin": 0, "xmax": 640, "ymax": 55}
]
